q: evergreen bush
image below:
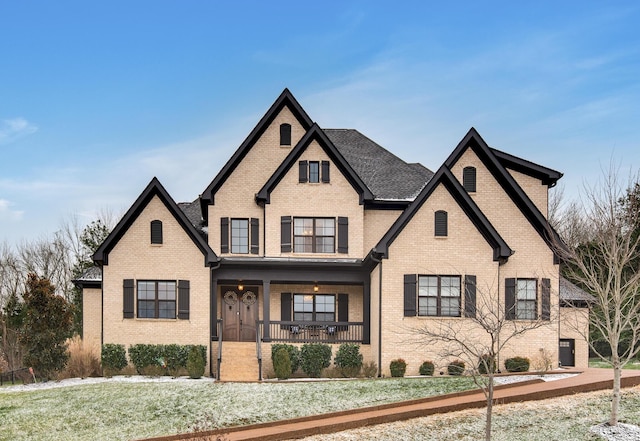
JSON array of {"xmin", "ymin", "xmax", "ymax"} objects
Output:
[
  {"xmin": 419, "ymin": 360, "xmax": 435, "ymax": 376},
  {"xmin": 447, "ymin": 360, "xmax": 465, "ymax": 376},
  {"xmin": 300, "ymin": 343, "xmax": 332, "ymax": 378},
  {"xmin": 478, "ymin": 354, "xmax": 497, "ymax": 374},
  {"xmin": 389, "ymin": 358, "xmax": 407, "ymax": 377},
  {"xmin": 273, "ymin": 347, "xmax": 292, "ymax": 379},
  {"xmin": 334, "ymin": 343, "xmax": 363, "ymax": 377},
  {"xmin": 101, "ymin": 344, "xmax": 128, "ymax": 374},
  {"xmin": 505, "ymin": 356, "xmax": 530, "ymax": 373},
  {"xmin": 271, "ymin": 344, "xmax": 300, "ymax": 373},
  {"xmin": 187, "ymin": 345, "xmax": 205, "ymax": 379}
]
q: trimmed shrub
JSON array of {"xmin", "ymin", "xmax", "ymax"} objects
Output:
[
  {"xmin": 334, "ymin": 343, "xmax": 363, "ymax": 378},
  {"xmin": 505, "ymin": 356, "xmax": 530, "ymax": 373},
  {"xmin": 187, "ymin": 346, "xmax": 205, "ymax": 379},
  {"xmin": 273, "ymin": 347, "xmax": 292, "ymax": 380},
  {"xmin": 300, "ymin": 343, "xmax": 332, "ymax": 378},
  {"xmin": 419, "ymin": 360, "xmax": 435, "ymax": 376},
  {"xmin": 128, "ymin": 344, "xmax": 162, "ymax": 374},
  {"xmin": 389, "ymin": 359, "xmax": 407, "ymax": 377},
  {"xmin": 478, "ymin": 354, "xmax": 497, "ymax": 374},
  {"xmin": 447, "ymin": 360, "xmax": 465, "ymax": 376},
  {"xmin": 101, "ymin": 344, "xmax": 128, "ymax": 373},
  {"xmin": 271, "ymin": 344, "xmax": 300, "ymax": 373}
]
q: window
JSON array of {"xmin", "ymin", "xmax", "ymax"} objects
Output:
[
  {"xmin": 418, "ymin": 275, "xmax": 461, "ymax": 317},
  {"xmin": 463, "ymin": 166, "xmax": 476, "ymax": 192},
  {"xmin": 150, "ymin": 220, "xmax": 163, "ymax": 244},
  {"xmin": 435, "ymin": 210, "xmax": 448, "ymax": 237},
  {"xmin": 231, "ymin": 219, "xmax": 249, "ymax": 254},
  {"xmin": 293, "ymin": 294, "xmax": 335, "ymax": 322},
  {"xmin": 299, "ymin": 160, "xmax": 330, "ymax": 183},
  {"xmin": 516, "ymin": 279, "xmax": 537, "ymax": 320},
  {"xmin": 280, "ymin": 123, "xmax": 291, "ymax": 146},
  {"xmin": 137, "ymin": 281, "xmax": 176, "ymax": 319},
  {"xmin": 293, "ymin": 217, "xmax": 335, "ymax": 253},
  {"xmin": 309, "ymin": 161, "xmax": 320, "ymax": 183}
]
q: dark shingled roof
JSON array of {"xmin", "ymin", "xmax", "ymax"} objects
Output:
[
  {"xmin": 560, "ymin": 277, "xmax": 594, "ymax": 303},
  {"xmin": 177, "ymin": 199, "xmax": 205, "ymax": 232},
  {"xmin": 325, "ymin": 129, "xmax": 433, "ymax": 201}
]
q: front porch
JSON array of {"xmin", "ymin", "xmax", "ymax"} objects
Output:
[{"xmin": 210, "ymin": 257, "xmax": 371, "ymax": 381}]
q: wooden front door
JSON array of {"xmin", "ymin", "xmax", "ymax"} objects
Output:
[
  {"xmin": 221, "ymin": 287, "xmax": 258, "ymax": 342},
  {"xmin": 559, "ymin": 339, "xmax": 575, "ymax": 367}
]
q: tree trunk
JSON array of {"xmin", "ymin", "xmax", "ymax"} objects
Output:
[
  {"xmin": 610, "ymin": 361, "xmax": 621, "ymax": 426},
  {"xmin": 485, "ymin": 376, "xmax": 493, "ymax": 441}
]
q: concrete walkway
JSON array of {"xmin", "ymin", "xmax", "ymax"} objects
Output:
[{"xmin": 141, "ymin": 369, "xmax": 640, "ymax": 441}]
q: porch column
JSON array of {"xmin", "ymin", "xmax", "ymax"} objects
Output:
[
  {"xmin": 211, "ymin": 273, "xmax": 218, "ymax": 340},
  {"xmin": 262, "ymin": 279, "xmax": 271, "ymax": 341},
  {"xmin": 363, "ymin": 277, "xmax": 371, "ymax": 344}
]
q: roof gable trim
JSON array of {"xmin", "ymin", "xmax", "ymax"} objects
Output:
[
  {"xmin": 374, "ymin": 165, "xmax": 512, "ymax": 261},
  {"xmin": 94, "ymin": 177, "xmax": 217, "ymax": 266},
  {"xmin": 256, "ymin": 124, "xmax": 374, "ymax": 205}
]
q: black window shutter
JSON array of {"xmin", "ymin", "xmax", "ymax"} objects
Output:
[
  {"xmin": 178, "ymin": 280, "xmax": 190, "ymax": 320},
  {"xmin": 337, "ymin": 217, "xmax": 348, "ymax": 254},
  {"xmin": 280, "ymin": 123, "xmax": 291, "ymax": 146},
  {"xmin": 435, "ymin": 210, "xmax": 448, "ymax": 237},
  {"xmin": 220, "ymin": 217, "xmax": 229, "ymax": 253},
  {"xmin": 281, "ymin": 292, "xmax": 292, "ymax": 329},
  {"xmin": 505, "ymin": 278, "xmax": 516, "ymax": 320},
  {"xmin": 299, "ymin": 160, "xmax": 308, "ymax": 183},
  {"xmin": 281, "ymin": 216, "xmax": 292, "ymax": 252},
  {"xmin": 321, "ymin": 160, "xmax": 330, "ymax": 183},
  {"xmin": 541, "ymin": 278, "xmax": 551, "ymax": 320},
  {"xmin": 463, "ymin": 166, "xmax": 477, "ymax": 192},
  {"xmin": 150, "ymin": 220, "xmax": 163, "ymax": 244},
  {"xmin": 464, "ymin": 275, "xmax": 477, "ymax": 318},
  {"xmin": 250, "ymin": 218, "xmax": 259, "ymax": 255},
  {"xmin": 403, "ymin": 274, "xmax": 417, "ymax": 317},
  {"xmin": 123, "ymin": 279, "xmax": 134, "ymax": 319},
  {"xmin": 338, "ymin": 293, "xmax": 349, "ymax": 330}
]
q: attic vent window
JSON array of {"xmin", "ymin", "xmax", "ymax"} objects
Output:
[
  {"xmin": 280, "ymin": 123, "xmax": 292, "ymax": 146},
  {"xmin": 151, "ymin": 220, "xmax": 163, "ymax": 244},
  {"xmin": 463, "ymin": 166, "xmax": 476, "ymax": 192},
  {"xmin": 434, "ymin": 210, "xmax": 448, "ymax": 237}
]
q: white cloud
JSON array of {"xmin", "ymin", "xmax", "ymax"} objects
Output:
[
  {"xmin": 0, "ymin": 199, "xmax": 24, "ymax": 221},
  {"xmin": 0, "ymin": 118, "xmax": 38, "ymax": 145}
]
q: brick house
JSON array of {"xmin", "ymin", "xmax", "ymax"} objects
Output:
[{"xmin": 77, "ymin": 89, "xmax": 588, "ymax": 380}]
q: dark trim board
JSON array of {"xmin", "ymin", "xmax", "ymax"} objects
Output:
[
  {"xmin": 93, "ymin": 177, "xmax": 217, "ymax": 266},
  {"xmin": 200, "ymin": 88, "xmax": 314, "ymax": 217}
]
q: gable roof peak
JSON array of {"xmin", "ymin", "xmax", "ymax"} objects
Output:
[
  {"xmin": 199, "ymin": 88, "xmax": 314, "ymax": 218},
  {"xmin": 94, "ymin": 177, "xmax": 217, "ymax": 266}
]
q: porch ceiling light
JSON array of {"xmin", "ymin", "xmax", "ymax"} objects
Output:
[
  {"xmin": 313, "ymin": 284, "xmax": 319, "ymax": 292},
  {"xmin": 238, "ymin": 283, "xmax": 244, "ymax": 291}
]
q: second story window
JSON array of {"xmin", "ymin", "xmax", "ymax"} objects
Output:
[
  {"xmin": 299, "ymin": 160, "xmax": 330, "ymax": 183},
  {"xmin": 293, "ymin": 217, "xmax": 335, "ymax": 253},
  {"xmin": 309, "ymin": 161, "xmax": 320, "ymax": 183},
  {"xmin": 231, "ymin": 219, "xmax": 249, "ymax": 254},
  {"xmin": 435, "ymin": 210, "xmax": 448, "ymax": 237}
]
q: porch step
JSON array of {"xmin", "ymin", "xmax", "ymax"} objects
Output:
[{"xmin": 218, "ymin": 342, "xmax": 260, "ymax": 382}]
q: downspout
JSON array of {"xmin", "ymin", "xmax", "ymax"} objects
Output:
[{"xmin": 497, "ymin": 258, "xmax": 504, "ymax": 372}]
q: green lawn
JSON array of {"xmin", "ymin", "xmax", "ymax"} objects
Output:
[
  {"xmin": 589, "ymin": 358, "xmax": 640, "ymax": 369},
  {"xmin": 0, "ymin": 376, "xmax": 474, "ymax": 441}
]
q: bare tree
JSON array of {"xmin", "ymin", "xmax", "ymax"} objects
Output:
[
  {"xmin": 408, "ymin": 277, "xmax": 553, "ymax": 441},
  {"xmin": 554, "ymin": 165, "xmax": 640, "ymax": 426}
]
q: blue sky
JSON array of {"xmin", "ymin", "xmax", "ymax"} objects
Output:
[{"xmin": 1, "ymin": 1, "xmax": 639, "ymax": 245}]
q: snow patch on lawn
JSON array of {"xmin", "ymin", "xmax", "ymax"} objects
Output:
[{"xmin": 0, "ymin": 375, "xmax": 214, "ymax": 393}]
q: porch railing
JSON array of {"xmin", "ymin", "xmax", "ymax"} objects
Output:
[{"xmin": 264, "ymin": 321, "xmax": 364, "ymax": 343}]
